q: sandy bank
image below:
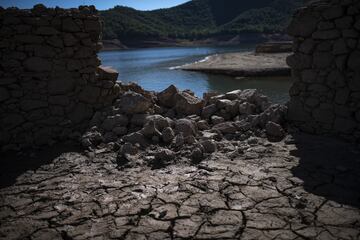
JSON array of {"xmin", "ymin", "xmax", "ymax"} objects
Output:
[{"xmin": 181, "ymin": 52, "xmax": 291, "ymax": 77}]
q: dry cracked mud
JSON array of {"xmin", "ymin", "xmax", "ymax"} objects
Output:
[{"xmin": 1, "ymin": 133, "xmax": 360, "ymax": 240}]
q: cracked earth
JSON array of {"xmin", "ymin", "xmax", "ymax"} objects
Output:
[{"xmin": 1, "ymin": 133, "xmax": 360, "ymax": 240}]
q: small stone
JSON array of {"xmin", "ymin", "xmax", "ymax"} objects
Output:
[
  {"xmin": 191, "ymin": 147, "xmax": 203, "ymax": 163},
  {"xmin": 120, "ymin": 143, "xmax": 138, "ymax": 155},
  {"xmin": 162, "ymin": 127, "xmax": 175, "ymax": 143},
  {"xmin": 197, "ymin": 120, "xmax": 210, "ymax": 130},
  {"xmin": 200, "ymin": 140, "xmax": 217, "ymax": 153},
  {"xmin": 141, "ymin": 120, "xmax": 162, "ymax": 138},
  {"xmin": 211, "ymin": 115, "xmax": 224, "ymax": 125},
  {"xmin": 123, "ymin": 132, "xmax": 148, "ymax": 147},
  {"xmin": 201, "ymin": 104, "xmax": 217, "ymax": 119},
  {"xmin": 175, "ymin": 119, "xmax": 196, "ymax": 137},
  {"xmin": 266, "ymin": 122, "xmax": 285, "ymax": 141},
  {"xmin": 212, "ymin": 122, "xmax": 236, "ymax": 134}
]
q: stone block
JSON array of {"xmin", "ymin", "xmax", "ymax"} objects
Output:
[
  {"xmin": 0, "ymin": 87, "xmax": 10, "ymax": 102},
  {"xmin": 62, "ymin": 18, "xmax": 81, "ymax": 32},
  {"xmin": 97, "ymin": 66, "xmax": 119, "ymax": 81},
  {"xmin": 313, "ymin": 108, "xmax": 334, "ymax": 124},
  {"xmin": 335, "ymin": 16, "xmax": 353, "ymax": 29},
  {"xmin": 48, "ymin": 77, "xmax": 75, "ymax": 95},
  {"xmin": 335, "ymin": 88, "xmax": 350, "ymax": 104},
  {"xmin": 312, "ymin": 30, "xmax": 341, "ymax": 40},
  {"xmin": 333, "ymin": 117, "xmax": 357, "ymax": 133},
  {"xmin": 313, "ymin": 52, "xmax": 333, "ymax": 68},
  {"xmin": 322, "ymin": 6, "xmax": 344, "ymax": 20},
  {"xmin": 68, "ymin": 103, "xmax": 93, "ymax": 124},
  {"xmin": 35, "ymin": 26, "xmax": 58, "ymax": 35},
  {"xmin": 1, "ymin": 113, "xmax": 25, "ymax": 130},
  {"xmin": 348, "ymin": 51, "xmax": 360, "ymax": 70},
  {"xmin": 79, "ymin": 86, "xmax": 101, "ymax": 103},
  {"xmin": 333, "ymin": 39, "xmax": 348, "ymax": 55},
  {"xmin": 24, "ymin": 57, "xmax": 52, "ymax": 72},
  {"xmin": 287, "ymin": 11, "xmax": 319, "ymax": 37},
  {"xmin": 49, "ymin": 95, "xmax": 70, "ymax": 106},
  {"xmin": 20, "ymin": 100, "xmax": 48, "ymax": 111}
]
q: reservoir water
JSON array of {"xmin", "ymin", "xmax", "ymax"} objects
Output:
[{"xmin": 99, "ymin": 46, "xmax": 292, "ymax": 103}]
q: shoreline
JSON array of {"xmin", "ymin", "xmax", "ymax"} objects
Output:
[{"xmin": 180, "ymin": 52, "xmax": 291, "ymax": 77}]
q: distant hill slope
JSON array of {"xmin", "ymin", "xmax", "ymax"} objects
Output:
[{"xmin": 100, "ymin": 0, "xmax": 303, "ymax": 46}]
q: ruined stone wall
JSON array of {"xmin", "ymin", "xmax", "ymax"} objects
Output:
[
  {"xmin": 0, "ymin": 5, "xmax": 120, "ymax": 151},
  {"xmin": 287, "ymin": 0, "xmax": 360, "ymax": 142}
]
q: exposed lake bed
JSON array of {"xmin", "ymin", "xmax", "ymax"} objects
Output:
[{"xmin": 99, "ymin": 46, "xmax": 292, "ymax": 103}]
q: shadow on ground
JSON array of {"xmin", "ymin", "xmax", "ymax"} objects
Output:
[
  {"xmin": 0, "ymin": 143, "xmax": 81, "ymax": 189},
  {"xmin": 290, "ymin": 133, "xmax": 360, "ymax": 208}
]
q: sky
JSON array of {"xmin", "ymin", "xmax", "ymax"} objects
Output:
[{"xmin": 0, "ymin": 0, "xmax": 189, "ymax": 10}]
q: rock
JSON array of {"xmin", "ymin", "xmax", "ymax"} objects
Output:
[
  {"xmin": 98, "ymin": 66, "xmax": 118, "ymax": 81},
  {"xmin": 200, "ymin": 140, "xmax": 217, "ymax": 153},
  {"xmin": 48, "ymin": 76, "xmax": 75, "ymax": 95},
  {"xmin": 130, "ymin": 114, "xmax": 149, "ymax": 126},
  {"xmin": 162, "ymin": 127, "xmax": 175, "ymax": 143},
  {"xmin": 141, "ymin": 120, "xmax": 162, "ymax": 138},
  {"xmin": 313, "ymin": 108, "xmax": 335, "ymax": 124},
  {"xmin": 79, "ymin": 86, "xmax": 101, "ymax": 103},
  {"xmin": 355, "ymin": 111, "xmax": 360, "ymax": 122},
  {"xmin": 145, "ymin": 115, "xmax": 172, "ymax": 131},
  {"xmin": 102, "ymin": 114, "xmax": 128, "ymax": 131},
  {"xmin": 119, "ymin": 143, "xmax": 138, "ymax": 155},
  {"xmin": 266, "ymin": 121, "xmax": 285, "ymax": 141},
  {"xmin": 239, "ymin": 89, "xmax": 270, "ymax": 111},
  {"xmin": 211, "ymin": 116, "xmax": 225, "ymax": 125},
  {"xmin": 197, "ymin": 120, "xmax": 210, "ymax": 130},
  {"xmin": 62, "ymin": 18, "xmax": 81, "ymax": 32},
  {"xmin": 113, "ymin": 126, "xmax": 127, "ymax": 136},
  {"xmin": 224, "ymin": 90, "xmax": 242, "ymax": 100},
  {"xmin": 81, "ymin": 129, "xmax": 103, "ymax": 148},
  {"xmin": 117, "ymin": 91, "xmax": 152, "ymax": 114},
  {"xmin": 239, "ymin": 102, "xmax": 255, "ymax": 115},
  {"xmin": 20, "ymin": 100, "xmax": 47, "ymax": 111},
  {"xmin": 173, "ymin": 133, "xmax": 185, "ymax": 147},
  {"xmin": 201, "ymin": 104, "xmax": 217, "ymax": 119},
  {"xmin": 49, "ymin": 95, "xmax": 69, "ymax": 106},
  {"xmin": 313, "ymin": 52, "xmax": 334, "ymax": 68},
  {"xmin": 0, "ymin": 87, "xmax": 10, "ymax": 102},
  {"xmin": 287, "ymin": 11, "xmax": 319, "ymax": 37},
  {"xmin": 104, "ymin": 132, "xmax": 117, "ymax": 143},
  {"xmin": 154, "ymin": 149, "xmax": 175, "ymax": 162},
  {"xmin": 84, "ymin": 19, "xmax": 101, "ymax": 32},
  {"xmin": 175, "ymin": 119, "xmax": 196, "ymax": 137},
  {"xmin": 24, "ymin": 57, "xmax": 52, "ymax": 72},
  {"xmin": 68, "ymin": 103, "xmax": 93, "ymax": 124},
  {"xmin": 216, "ymin": 99, "xmax": 232, "ymax": 109},
  {"xmin": 259, "ymin": 104, "xmax": 287, "ymax": 126},
  {"xmin": 175, "ymin": 92, "xmax": 204, "ymax": 116},
  {"xmin": 212, "ymin": 122, "xmax": 236, "ymax": 134},
  {"xmin": 322, "ymin": 6, "xmax": 343, "ymax": 20},
  {"xmin": 36, "ymin": 26, "xmax": 58, "ymax": 35},
  {"xmin": 191, "ymin": 147, "xmax": 203, "ymax": 163},
  {"xmin": 1, "ymin": 113, "xmax": 25, "ymax": 130},
  {"xmin": 333, "ymin": 118, "xmax": 357, "ymax": 133},
  {"xmin": 157, "ymin": 85, "xmax": 179, "ymax": 107},
  {"xmin": 348, "ymin": 51, "xmax": 360, "ymax": 70},
  {"xmin": 123, "ymin": 132, "xmax": 148, "ymax": 147},
  {"xmin": 286, "ymin": 53, "xmax": 312, "ymax": 70}
]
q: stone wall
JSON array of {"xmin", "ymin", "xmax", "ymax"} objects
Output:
[
  {"xmin": 0, "ymin": 5, "xmax": 121, "ymax": 151},
  {"xmin": 287, "ymin": 0, "xmax": 360, "ymax": 142}
]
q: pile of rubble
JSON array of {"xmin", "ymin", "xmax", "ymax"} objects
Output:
[{"xmin": 81, "ymin": 84, "xmax": 288, "ymax": 168}]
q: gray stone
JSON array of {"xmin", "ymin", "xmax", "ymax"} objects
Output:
[
  {"xmin": 175, "ymin": 119, "xmax": 196, "ymax": 137},
  {"xmin": 200, "ymin": 140, "xmax": 217, "ymax": 153},
  {"xmin": 197, "ymin": 120, "xmax": 210, "ymax": 130},
  {"xmin": 190, "ymin": 147, "xmax": 203, "ymax": 163},
  {"xmin": 123, "ymin": 132, "xmax": 148, "ymax": 147},
  {"xmin": 48, "ymin": 77, "xmax": 75, "ymax": 95},
  {"xmin": 130, "ymin": 114, "xmax": 149, "ymax": 126},
  {"xmin": 313, "ymin": 52, "xmax": 333, "ymax": 68},
  {"xmin": 287, "ymin": 11, "xmax": 319, "ymax": 37},
  {"xmin": 98, "ymin": 66, "xmax": 118, "ymax": 81},
  {"xmin": 175, "ymin": 92, "xmax": 204, "ymax": 116},
  {"xmin": 335, "ymin": 89, "xmax": 350, "ymax": 105},
  {"xmin": 113, "ymin": 126, "xmax": 127, "ymax": 136},
  {"xmin": 49, "ymin": 95, "xmax": 69, "ymax": 106},
  {"xmin": 313, "ymin": 108, "xmax": 334, "ymax": 124},
  {"xmin": 141, "ymin": 120, "xmax": 162, "ymax": 138},
  {"xmin": 79, "ymin": 86, "xmax": 101, "ymax": 103},
  {"xmin": 1, "ymin": 113, "xmax": 25, "ymax": 129},
  {"xmin": 333, "ymin": 39, "xmax": 348, "ymax": 55},
  {"xmin": 212, "ymin": 122, "xmax": 236, "ymax": 134},
  {"xmin": 312, "ymin": 30, "xmax": 341, "ymax": 40},
  {"xmin": 0, "ymin": 87, "xmax": 10, "ymax": 102},
  {"xmin": 24, "ymin": 57, "xmax": 52, "ymax": 72},
  {"xmin": 333, "ymin": 117, "xmax": 357, "ymax": 133},
  {"xmin": 120, "ymin": 143, "xmax": 137, "ymax": 155},
  {"xmin": 68, "ymin": 103, "xmax": 93, "ymax": 124},
  {"xmin": 211, "ymin": 115, "xmax": 225, "ymax": 125},
  {"xmin": 117, "ymin": 92, "xmax": 152, "ymax": 114},
  {"xmin": 335, "ymin": 16, "xmax": 353, "ymax": 29},
  {"xmin": 162, "ymin": 127, "xmax": 175, "ymax": 143},
  {"xmin": 266, "ymin": 121, "xmax": 285, "ymax": 141},
  {"xmin": 322, "ymin": 6, "xmax": 343, "ymax": 20},
  {"xmin": 348, "ymin": 51, "xmax": 360, "ymax": 70},
  {"xmin": 224, "ymin": 90, "xmax": 242, "ymax": 100},
  {"xmin": 157, "ymin": 85, "xmax": 178, "ymax": 108},
  {"xmin": 201, "ymin": 104, "xmax": 217, "ymax": 119},
  {"xmin": 145, "ymin": 115, "xmax": 171, "ymax": 131},
  {"xmin": 62, "ymin": 18, "xmax": 81, "ymax": 32},
  {"xmin": 154, "ymin": 149, "xmax": 175, "ymax": 162},
  {"xmin": 21, "ymin": 100, "xmax": 47, "ymax": 111}
]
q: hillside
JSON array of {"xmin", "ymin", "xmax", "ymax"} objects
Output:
[{"xmin": 100, "ymin": 0, "xmax": 304, "ymax": 47}]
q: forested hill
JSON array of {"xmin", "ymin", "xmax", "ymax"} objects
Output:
[{"xmin": 100, "ymin": 0, "xmax": 304, "ymax": 45}]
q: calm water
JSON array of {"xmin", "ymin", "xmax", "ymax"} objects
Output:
[{"xmin": 99, "ymin": 46, "xmax": 291, "ymax": 103}]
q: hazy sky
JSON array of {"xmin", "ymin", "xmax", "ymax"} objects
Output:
[{"xmin": 0, "ymin": 0, "xmax": 189, "ymax": 10}]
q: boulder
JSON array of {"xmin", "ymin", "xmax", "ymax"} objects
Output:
[
  {"xmin": 117, "ymin": 91, "xmax": 152, "ymax": 114},
  {"xmin": 157, "ymin": 85, "xmax": 179, "ymax": 107},
  {"xmin": 145, "ymin": 115, "xmax": 172, "ymax": 131},
  {"xmin": 98, "ymin": 66, "xmax": 119, "ymax": 81},
  {"xmin": 197, "ymin": 120, "xmax": 210, "ymax": 130},
  {"xmin": 200, "ymin": 140, "xmax": 217, "ymax": 153},
  {"xmin": 81, "ymin": 129, "xmax": 103, "ymax": 148},
  {"xmin": 239, "ymin": 102, "xmax": 255, "ymax": 115},
  {"xmin": 224, "ymin": 90, "xmax": 242, "ymax": 100},
  {"xmin": 175, "ymin": 92, "xmax": 204, "ymax": 116},
  {"xmin": 266, "ymin": 121, "xmax": 285, "ymax": 141},
  {"xmin": 211, "ymin": 116, "xmax": 225, "ymax": 125},
  {"xmin": 201, "ymin": 104, "xmax": 217, "ymax": 119},
  {"xmin": 141, "ymin": 120, "xmax": 162, "ymax": 138},
  {"xmin": 212, "ymin": 122, "xmax": 236, "ymax": 134},
  {"xmin": 123, "ymin": 132, "xmax": 148, "ymax": 147},
  {"xmin": 162, "ymin": 127, "xmax": 175, "ymax": 143},
  {"xmin": 175, "ymin": 119, "xmax": 197, "ymax": 137}
]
